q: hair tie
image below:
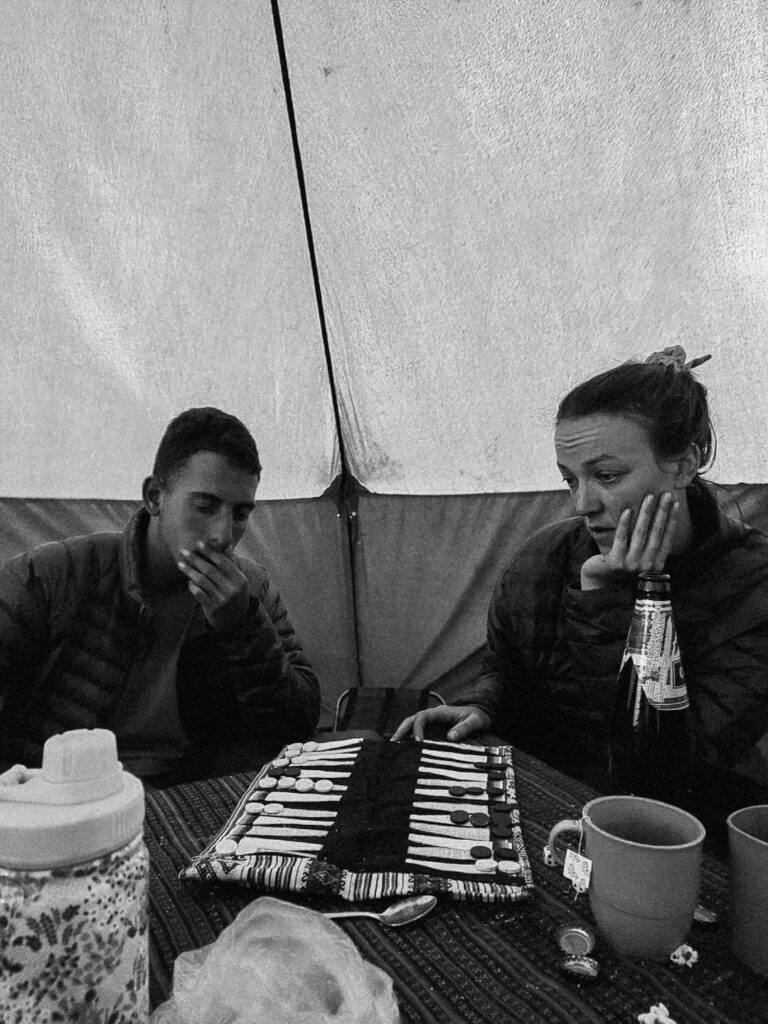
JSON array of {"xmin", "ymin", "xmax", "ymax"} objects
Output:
[{"xmin": 645, "ymin": 346, "xmax": 712, "ymax": 372}]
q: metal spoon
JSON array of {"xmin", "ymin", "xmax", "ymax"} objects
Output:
[{"xmin": 324, "ymin": 894, "xmax": 437, "ymax": 927}]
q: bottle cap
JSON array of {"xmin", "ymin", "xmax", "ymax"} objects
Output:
[
  {"xmin": 0, "ymin": 729, "xmax": 144, "ymax": 869},
  {"xmin": 558, "ymin": 954, "xmax": 600, "ymax": 981},
  {"xmin": 555, "ymin": 924, "xmax": 596, "ymax": 956}
]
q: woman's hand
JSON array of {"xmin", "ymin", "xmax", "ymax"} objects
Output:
[
  {"xmin": 390, "ymin": 704, "xmax": 491, "ymax": 742},
  {"xmin": 580, "ymin": 491, "xmax": 679, "ymax": 591}
]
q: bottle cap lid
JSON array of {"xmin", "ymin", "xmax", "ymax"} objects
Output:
[
  {"xmin": 0, "ymin": 729, "xmax": 144, "ymax": 869},
  {"xmin": 558, "ymin": 954, "xmax": 600, "ymax": 981},
  {"xmin": 555, "ymin": 924, "xmax": 596, "ymax": 957}
]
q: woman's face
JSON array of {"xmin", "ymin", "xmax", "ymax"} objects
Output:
[{"xmin": 554, "ymin": 413, "xmax": 693, "ymax": 553}]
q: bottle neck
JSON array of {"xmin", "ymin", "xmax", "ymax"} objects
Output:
[{"xmin": 636, "ymin": 571, "xmax": 671, "ymax": 600}]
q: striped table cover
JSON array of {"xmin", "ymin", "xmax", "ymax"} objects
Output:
[{"xmin": 146, "ymin": 747, "xmax": 768, "ymax": 1023}]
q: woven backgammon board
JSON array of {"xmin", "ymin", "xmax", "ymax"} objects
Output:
[{"xmin": 182, "ymin": 737, "xmax": 534, "ymax": 903}]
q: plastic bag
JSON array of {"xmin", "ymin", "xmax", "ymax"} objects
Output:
[{"xmin": 150, "ymin": 897, "xmax": 400, "ymax": 1024}]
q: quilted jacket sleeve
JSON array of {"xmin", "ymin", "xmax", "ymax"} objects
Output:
[
  {"xmin": 0, "ymin": 550, "xmax": 54, "ymax": 700},
  {"xmin": 178, "ymin": 561, "xmax": 321, "ymax": 745},
  {"xmin": 455, "ymin": 569, "xmax": 531, "ymax": 723}
]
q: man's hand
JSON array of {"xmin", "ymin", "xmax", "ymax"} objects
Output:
[
  {"xmin": 390, "ymin": 704, "xmax": 492, "ymax": 743},
  {"xmin": 177, "ymin": 541, "xmax": 250, "ymax": 631},
  {"xmin": 581, "ymin": 492, "xmax": 679, "ymax": 591}
]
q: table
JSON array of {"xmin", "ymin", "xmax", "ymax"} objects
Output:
[{"xmin": 145, "ymin": 746, "xmax": 768, "ymax": 1024}]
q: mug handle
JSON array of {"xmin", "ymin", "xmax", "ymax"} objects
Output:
[{"xmin": 547, "ymin": 817, "xmax": 583, "ymax": 867}]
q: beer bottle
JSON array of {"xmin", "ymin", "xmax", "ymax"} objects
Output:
[{"xmin": 609, "ymin": 572, "xmax": 694, "ymax": 806}]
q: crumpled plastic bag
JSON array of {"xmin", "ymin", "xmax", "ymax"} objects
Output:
[{"xmin": 150, "ymin": 897, "xmax": 400, "ymax": 1024}]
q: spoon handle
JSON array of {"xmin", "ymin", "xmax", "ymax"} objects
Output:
[{"xmin": 324, "ymin": 910, "xmax": 377, "ymax": 921}]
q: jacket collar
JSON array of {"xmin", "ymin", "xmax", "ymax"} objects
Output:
[
  {"xmin": 663, "ymin": 478, "xmax": 745, "ymax": 584},
  {"xmin": 119, "ymin": 507, "xmax": 152, "ymax": 611}
]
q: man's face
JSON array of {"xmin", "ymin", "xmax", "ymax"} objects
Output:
[
  {"xmin": 554, "ymin": 413, "xmax": 684, "ymax": 554},
  {"xmin": 145, "ymin": 451, "xmax": 258, "ymax": 580}
]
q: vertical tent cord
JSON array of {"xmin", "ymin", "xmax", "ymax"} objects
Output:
[{"xmin": 270, "ymin": 0, "xmax": 365, "ymax": 689}]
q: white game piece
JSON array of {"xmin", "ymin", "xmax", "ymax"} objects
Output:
[
  {"xmin": 277, "ymin": 777, "xmax": 296, "ymax": 790},
  {"xmin": 314, "ymin": 779, "xmax": 334, "ymax": 793},
  {"xmin": 497, "ymin": 860, "xmax": 521, "ymax": 875},
  {"xmin": 245, "ymin": 801, "xmax": 265, "ymax": 814},
  {"xmin": 215, "ymin": 838, "xmax": 238, "ymax": 855},
  {"xmin": 474, "ymin": 858, "xmax": 497, "ymax": 873},
  {"xmin": 260, "ymin": 777, "xmax": 278, "ymax": 789},
  {"xmin": 295, "ymin": 778, "xmax": 315, "ymax": 792}
]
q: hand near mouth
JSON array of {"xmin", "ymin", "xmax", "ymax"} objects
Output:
[
  {"xmin": 176, "ymin": 540, "xmax": 250, "ymax": 630},
  {"xmin": 580, "ymin": 492, "xmax": 679, "ymax": 591}
]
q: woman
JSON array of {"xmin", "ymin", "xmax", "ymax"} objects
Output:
[{"xmin": 393, "ymin": 348, "xmax": 768, "ymax": 825}]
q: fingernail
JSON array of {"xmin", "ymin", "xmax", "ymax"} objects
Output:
[{"xmin": 180, "ymin": 548, "xmax": 190, "ymax": 558}]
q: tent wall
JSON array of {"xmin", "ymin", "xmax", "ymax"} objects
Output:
[
  {"xmin": 3, "ymin": 485, "xmax": 766, "ymax": 724},
  {"xmin": 3, "ymin": 3, "xmax": 768, "ymax": 720},
  {"xmin": 283, "ymin": 0, "xmax": 768, "ymax": 493},
  {"xmin": 3, "ymin": 2, "xmax": 768, "ymax": 503},
  {"xmin": 2, "ymin": 0, "xmax": 339, "ymax": 502}
]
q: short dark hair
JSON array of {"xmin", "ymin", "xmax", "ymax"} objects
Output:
[
  {"xmin": 557, "ymin": 360, "xmax": 715, "ymax": 472},
  {"xmin": 152, "ymin": 407, "xmax": 261, "ymax": 483}
]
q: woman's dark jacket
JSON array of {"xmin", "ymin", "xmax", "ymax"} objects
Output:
[{"xmin": 459, "ymin": 482, "xmax": 768, "ymax": 820}]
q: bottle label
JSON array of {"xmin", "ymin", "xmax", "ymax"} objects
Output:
[{"xmin": 623, "ymin": 598, "xmax": 689, "ymax": 716}]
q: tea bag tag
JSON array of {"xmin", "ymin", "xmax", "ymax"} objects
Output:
[
  {"xmin": 563, "ymin": 848, "xmax": 592, "ymax": 895},
  {"xmin": 562, "ymin": 818, "xmax": 591, "ymax": 897}
]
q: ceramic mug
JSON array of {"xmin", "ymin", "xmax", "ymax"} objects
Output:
[
  {"xmin": 548, "ymin": 795, "xmax": 705, "ymax": 959},
  {"xmin": 727, "ymin": 804, "xmax": 768, "ymax": 977}
]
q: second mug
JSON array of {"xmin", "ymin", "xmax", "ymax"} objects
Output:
[{"xmin": 548, "ymin": 795, "xmax": 705, "ymax": 960}]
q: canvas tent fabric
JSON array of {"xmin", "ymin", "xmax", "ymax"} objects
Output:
[{"xmin": 2, "ymin": 1, "xmax": 767, "ymax": 724}]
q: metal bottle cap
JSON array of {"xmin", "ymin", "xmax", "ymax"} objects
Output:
[
  {"xmin": 555, "ymin": 924, "xmax": 596, "ymax": 957},
  {"xmin": 558, "ymin": 955, "xmax": 600, "ymax": 980}
]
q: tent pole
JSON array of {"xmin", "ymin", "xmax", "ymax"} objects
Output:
[{"xmin": 270, "ymin": 0, "xmax": 365, "ymax": 689}]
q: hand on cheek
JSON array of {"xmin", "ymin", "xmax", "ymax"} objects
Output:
[{"xmin": 581, "ymin": 492, "xmax": 679, "ymax": 591}]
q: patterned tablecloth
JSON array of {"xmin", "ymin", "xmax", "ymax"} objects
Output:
[{"xmin": 145, "ymin": 745, "xmax": 768, "ymax": 1024}]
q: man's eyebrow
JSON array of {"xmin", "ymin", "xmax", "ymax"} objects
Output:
[{"xmin": 189, "ymin": 491, "xmax": 256, "ymax": 510}]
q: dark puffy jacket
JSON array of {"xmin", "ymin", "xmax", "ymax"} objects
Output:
[
  {"xmin": 0, "ymin": 509, "xmax": 321, "ymax": 771},
  {"xmin": 460, "ymin": 482, "xmax": 768, "ymax": 818}
]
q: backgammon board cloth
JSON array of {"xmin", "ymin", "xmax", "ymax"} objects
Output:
[{"xmin": 181, "ymin": 738, "xmax": 535, "ymax": 902}]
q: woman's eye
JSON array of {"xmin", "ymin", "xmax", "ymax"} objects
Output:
[
  {"xmin": 596, "ymin": 473, "xmax": 619, "ymax": 484},
  {"xmin": 561, "ymin": 478, "xmax": 576, "ymax": 490},
  {"xmin": 195, "ymin": 504, "xmax": 216, "ymax": 514}
]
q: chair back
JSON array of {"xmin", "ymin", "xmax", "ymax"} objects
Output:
[{"xmin": 333, "ymin": 687, "xmax": 445, "ymax": 738}]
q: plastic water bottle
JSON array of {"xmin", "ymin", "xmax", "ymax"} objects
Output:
[
  {"xmin": 0, "ymin": 728, "xmax": 148, "ymax": 1023},
  {"xmin": 609, "ymin": 571, "xmax": 694, "ymax": 807}
]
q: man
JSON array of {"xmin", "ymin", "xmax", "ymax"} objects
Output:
[{"xmin": 0, "ymin": 407, "xmax": 320, "ymax": 783}]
